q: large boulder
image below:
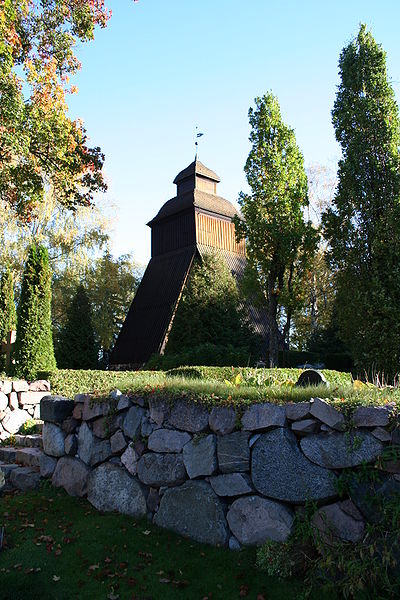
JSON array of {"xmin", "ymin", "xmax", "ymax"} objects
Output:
[
  {"xmin": 300, "ymin": 431, "xmax": 384, "ymax": 469},
  {"xmin": 40, "ymin": 396, "xmax": 74, "ymax": 423},
  {"xmin": 309, "ymin": 397, "xmax": 344, "ymax": 430},
  {"xmin": 10, "ymin": 467, "xmax": 40, "ymax": 491},
  {"xmin": 183, "ymin": 435, "xmax": 217, "ymax": 478},
  {"xmin": 77, "ymin": 422, "xmax": 112, "ymax": 466},
  {"xmin": 154, "ymin": 480, "xmax": 229, "ymax": 546},
  {"xmin": 353, "ymin": 406, "xmax": 392, "ymax": 428},
  {"xmin": 286, "ymin": 402, "xmax": 311, "ymax": 421},
  {"xmin": 227, "ymin": 496, "xmax": 294, "ymax": 545},
  {"xmin": 349, "ymin": 474, "xmax": 400, "ymax": 524},
  {"xmin": 312, "ymin": 501, "xmax": 365, "ymax": 544},
  {"xmin": 52, "ymin": 457, "xmax": 90, "ymax": 496},
  {"xmin": 87, "ymin": 462, "xmax": 147, "ymax": 517},
  {"xmin": 167, "ymin": 400, "xmax": 209, "ymax": 433},
  {"xmin": 148, "ymin": 429, "xmax": 191, "ymax": 453},
  {"xmin": 123, "ymin": 406, "xmax": 145, "ymax": 439},
  {"xmin": 39, "ymin": 454, "xmax": 57, "ymax": 478},
  {"xmin": 82, "ymin": 398, "xmax": 111, "ymax": 421},
  {"xmin": 217, "ymin": 431, "xmax": 250, "ymax": 473},
  {"xmin": 42, "ymin": 422, "xmax": 66, "ymax": 457},
  {"xmin": 252, "ymin": 428, "xmax": 337, "ymax": 503},
  {"xmin": 242, "ymin": 403, "xmax": 286, "ymax": 431},
  {"xmin": 137, "ymin": 453, "xmax": 186, "ymax": 487}
]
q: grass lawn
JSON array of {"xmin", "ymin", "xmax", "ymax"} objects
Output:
[{"xmin": 0, "ymin": 484, "xmax": 331, "ymax": 600}]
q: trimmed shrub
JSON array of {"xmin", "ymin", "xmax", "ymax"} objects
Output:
[
  {"xmin": 13, "ymin": 244, "xmax": 56, "ymax": 379},
  {"xmin": 0, "ymin": 267, "xmax": 16, "ymax": 373}
]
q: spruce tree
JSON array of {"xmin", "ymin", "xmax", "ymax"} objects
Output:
[
  {"xmin": 323, "ymin": 25, "xmax": 400, "ymax": 378},
  {"xmin": 165, "ymin": 253, "xmax": 258, "ymax": 357},
  {"xmin": 0, "ymin": 267, "xmax": 17, "ymax": 373},
  {"xmin": 14, "ymin": 244, "xmax": 57, "ymax": 379},
  {"xmin": 56, "ymin": 284, "xmax": 98, "ymax": 369}
]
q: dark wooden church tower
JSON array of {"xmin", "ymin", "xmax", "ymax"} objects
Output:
[{"xmin": 110, "ymin": 159, "xmax": 254, "ymax": 368}]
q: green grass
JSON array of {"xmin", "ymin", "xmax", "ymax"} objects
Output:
[
  {"xmin": 0, "ymin": 485, "xmax": 326, "ymax": 600},
  {"xmin": 47, "ymin": 367, "xmax": 400, "ymax": 413}
]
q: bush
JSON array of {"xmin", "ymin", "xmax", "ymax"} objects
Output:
[
  {"xmin": 0, "ymin": 266, "xmax": 16, "ymax": 373},
  {"xmin": 13, "ymin": 245, "xmax": 56, "ymax": 380}
]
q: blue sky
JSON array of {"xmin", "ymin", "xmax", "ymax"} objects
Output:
[{"xmin": 67, "ymin": 0, "xmax": 400, "ymax": 265}]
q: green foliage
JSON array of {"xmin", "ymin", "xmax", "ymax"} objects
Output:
[
  {"xmin": 323, "ymin": 25, "xmax": 400, "ymax": 380},
  {"xmin": 0, "ymin": 266, "xmax": 16, "ymax": 372},
  {"xmin": 13, "ymin": 244, "xmax": 56, "ymax": 380},
  {"xmin": 55, "ymin": 284, "xmax": 99, "ymax": 370},
  {"xmin": 147, "ymin": 344, "xmax": 255, "ymax": 371},
  {"xmin": 235, "ymin": 93, "xmax": 318, "ymax": 367},
  {"xmin": 165, "ymin": 254, "xmax": 260, "ymax": 359},
  {"xmin": 19, "ymin": 418, "xmax": 38, "ymax": 435}
]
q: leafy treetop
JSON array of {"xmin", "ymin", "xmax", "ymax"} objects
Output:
[{"xmin": 0, "ymin": 0, "xmax": 111, "ymax": 220}]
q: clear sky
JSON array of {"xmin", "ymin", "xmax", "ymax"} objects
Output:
[{"xmin": 66, "ymin": 0, "xmax": 400, "ymax": 265}]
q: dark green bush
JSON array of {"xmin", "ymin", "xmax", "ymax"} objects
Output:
[
  {"xmin": 13, "ymin": 244, "xmax": 56, "ymax": 379},
  {"xmin": 0, "ymin": 266, "xmax": 16, "ymax": 373}
]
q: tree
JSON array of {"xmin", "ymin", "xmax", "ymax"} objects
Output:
[
  {"xmin": 234, "ymin": 93, "xmax": 318, "ymax": 367},
  {"xmin": 0, "ymin": 0, "xmax": 109, "ymax": 220},
  {"xmin": 323, "ymin": 25, "xmax": 400, "ymax": 378},
  {"xmin": 56, "ymin": 284, "xmax": 98, "ymax": 369},
  {"xmin": 165, "ymin": 253, "xmax": 259, "ymax": 358},
  {"xmin": 53, "ymin": 251, "xmax": 141, "ymax": 366},
  {"xmin": 0, "ymin": 266, "xmax": 16, "ymax": 372},
  {"xmin": 13, "ymin": 244, "xmax": 56, "ymax": 379}
]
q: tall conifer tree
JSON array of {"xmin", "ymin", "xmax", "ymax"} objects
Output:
[
  {"xmin": 323, "ymin": 25, "xmax": 400, "ymax": 377},
  {"xmin": 14, "ymin": 244, "xmax": 56, "ymax": 379},
  {"xmin": 0, "ymin": 267, "xmax": 16, "ymax": 373},
  {"xmin": 56, "ymin": 284, "xmax": 98, "ymax": 369}
]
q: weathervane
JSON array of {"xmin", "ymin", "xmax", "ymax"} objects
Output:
[{"xmin": 195, "ymin": 126, "xmax": 204, "ymax": 158}]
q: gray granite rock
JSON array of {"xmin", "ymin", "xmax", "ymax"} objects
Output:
[
  {"xmin": 140, "ymin": 416, "xmax": 155, "ymax": 437},
  {"xmin": 148, "ymin": 428, "xmax": 191, "ymax": 453},
  {"xmin": 309, "ymin": 397, "xmax": 345, "ymax": 430},
  {"xmin": 217, "ymin": 431, "xmax": 250, "ymax": 473},
  {"xmin": 296, "ymin": 370, "xmax": 329, "ymax": 387},
  {"xmin": 147, "ymin": 488, "xmax": 160, "ymax": 512},
  {"xmin": 2, "ymin": 408, "xmax": 31, "ymax": 434},
  {"xmin": 88, "ymin": 462, "xmax": 147, "ymax": 517},
  {"xmin": 183, "ymin": 435, "xmax": 217, "ymax": 478},
  {"xmin": 227, "ymin": 496, "xmax": 294, "ymax": 545},
  {"xmin": 82, "ymin": 398, "xmax": 110, "ymax": 421},
  {"xmin": 167, "ymin": 400, "xmax": 209, "ymax": 433},
  {"xmin": 110, "ymin": 430, "xmax": 127, "ymax": 454},
  {"xmin": 371, "ymin": 427, "xmax": 392, "ymax": 442},
  {"xmin": 116, "ymin": 394, "xmax": 132, "ymax": 412},
  {"xmin": 210, "ymin": 473, "xmax": 253, "ymax": 497},
  {"xmin": 300, "ymin": 431, "xmax": 384, "ymax": 469},
  {"xmin": 40, "ymin": 396, "xmax": 74, "ymax": 423},
  {"xmin": 312, "ymin": 501, "xmax": 365, "ymax": 544},
  {"xmin": 12, "ymin": 380, "xmax": 29, "ymax": 392},
  {"xmin": 121, "ymin": 444, "xmax": 140, "ymax": 475},
  {"xmin": 242, "ymin": 403, "xmax": 286, "ymax": 431},
  {"xmin": 123, "ymin": 406, "xmax": 145, "ymax": 439},
  {"xmin": 291, "ymin": 418, "xmax": 319, "ymax": 436},
  {"xmin": 285, "ymin": 402, "xmax": 311, "ymax": 421},
  {"xmin": 392, "ymin": 428, "xmax": 400, "ymax": 445},
  {"xmin": 64, "ymin": 434, "xmax": 78, "ymax": 456},
  {"xmin": 0, "ymin": 392, "xmax": 8, "ymax": 411},
  {"xmin": 137, "ymin": 453, "xmax": 186, "ymax": 487},
  {"xmin": 52, "ymin": 457, "xmax": 90, "ymax": 496},
  {"xmin": 10, "ymin": 466, "xmax": 40, "ymax": 491},
  {"xmin": 229, "ymin": 536, "xmax": 241, "ymax": 551},
  {"xmin": 61, "ymin": 417, "xmax": 79, "ymax": 435},
  {"xmin": 154, "ymin": 480, "xmax": 229, "ymax": 547},
  {"xmin": 77, "ymin": 422, "xmax": 112, "ymax": 466},
  {"xmin": 18, "ymin": 391, "xmax": 48, "ymax": 405},
  {"xmin": 252, "ymin": 428, "xmax": 337, "ymax": 503},
  {"xmin": 72, "ymin": 403, "xmax": 83, "ymax": 420},
  {"xmin": 148, "ymin": 398, "xmax": 169, "ymax": 426},
  {"xmin": 353, "ymin": 406, "xmax": 392, "ymax": 428},
  {"xmin": 0, "ymin": 380, "xmax": 12, "ymax": 395},
  {"xmin": 92, "ymin": 416, "xmax": 109, "ymax": 439},
  {"xmin": 209, "ymin": 406, "xmax": 236, "ymax": 435},
  {"xmin": 42, "ymin": 422, "xmax": 66, "ymax": 457},
  {"xmin": 39, "ymin": 454, "xmax": 57, "ymax": 478}
]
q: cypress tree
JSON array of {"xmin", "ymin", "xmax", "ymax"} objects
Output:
[
  {"xmin": 323, "ymin": 25, "xmax": 400, "ymax": 378},
  {"xmin": 0, "ymin": 267, "xmax": 17, "ymax": 373},
  {"xmin": 56, "ymin": 284, "xmax": 98, "ymax": 369},
  {"xmin": 14, "ymin": 244, "xmax": 57, "ymax": 379}
]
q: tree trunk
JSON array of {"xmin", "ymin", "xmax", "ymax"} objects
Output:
[{"xmin": 268, "ymin": 285, "xmax": 279, "ymax": 368}]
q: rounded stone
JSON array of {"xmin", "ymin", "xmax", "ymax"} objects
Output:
[
  {"xmin": 87, "ymin": 462, "xmax": 147, "ymax": 517},
  {"xmin": 42, "ymin": 422, "xmax": 66, "ymax": 457}
]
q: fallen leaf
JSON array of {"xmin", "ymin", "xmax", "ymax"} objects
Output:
[
  {"xmin": 142, "ymin": 530, "xmax": 151, "ymax": 536},
  {"xmin": 52, "ymin": 575, "xmax": 60, "ymax": 582},
  {"xmin": 88, "ymin": 564, "xmax": 100, "ymax": 571}
]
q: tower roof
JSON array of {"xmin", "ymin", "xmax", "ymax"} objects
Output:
[{"xmin": 173, "ymin": 158, "xmax": 220, "ymax": 184}]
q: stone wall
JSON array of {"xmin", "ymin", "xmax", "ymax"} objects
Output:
[
  {"xmin": 40, "ymin": 393, "xmax": 400, "ymax": 549},
  {"xmin": 0, "ymin": 379, "xmax": 50, "ymax": 440}
]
